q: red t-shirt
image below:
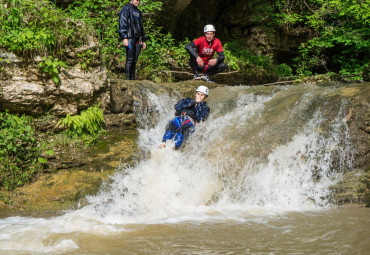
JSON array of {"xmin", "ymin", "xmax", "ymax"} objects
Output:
[{"xmin": 193, "ymin": 36, "xmax": 224, "ymax": 64}]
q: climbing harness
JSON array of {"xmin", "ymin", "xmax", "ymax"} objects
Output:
[{"xmin": 180, "ymin": 112, "xmax": 196, "ymax": 126}]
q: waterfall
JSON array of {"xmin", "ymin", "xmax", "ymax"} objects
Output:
[
  {"xmin": 0, "ymin": 84, "xmax": 356, "ymax": 253},
  {"xmin": 81, "ymin": 84, "xmax": 353, "ymax": 223}
]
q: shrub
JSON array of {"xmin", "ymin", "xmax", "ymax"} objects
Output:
[
  {"xmin": 274, "ymin": 0, "xmax": 370, "ymax": 76},
  {"xmin": 139, "ymin": 25, "xmax": 190, "ymax": 81},
  {"xmin": 0, "ymin": 0, "xmax": 87, "ymax": 58},
  {"xmin": 39, "ymin": 56, "xmax": 68, "ymax": 84},
  {"xmin": 67, "ymin": 0, "xmax": 163, "ymax": 69},
  {"xmin": 57, "ymin": 106, "xmax": 106, "ymax": 145},
  {"xmin": 224, "ymin": 40, "xmax": 293, "ymax": 78},
  {"xmin": 0, "ymin": 111, "xmax": 41, "ymax": 191}
]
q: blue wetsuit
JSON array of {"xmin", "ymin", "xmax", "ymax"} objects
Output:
[{"xmin": 162, "ymin": 97, "xmax": 210, "ymax": 150}]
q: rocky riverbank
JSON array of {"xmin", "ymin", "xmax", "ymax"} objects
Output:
[{"xmin": 0, "ymin": 76, "xmax": 220, "ymax": 216}]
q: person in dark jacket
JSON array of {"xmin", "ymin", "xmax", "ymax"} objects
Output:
[
  {"xmin": 119, "ymin": 0, "xmax": 147, "ymax": 80},
  {"xmin": 160, "ymin": 86, "xmax": 210, "ymax": 150},
  {"xmin": 185, "ymin": 24, "xmax": 227, "ymax": 83}
]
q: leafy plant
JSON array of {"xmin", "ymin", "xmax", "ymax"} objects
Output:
[
  {"xmin": 223, "ymin": 40, "xmax": 293, "ymax": 78},
  {"xmin": 57, "ymin": 106, "xmax": 106, "ymax": 145},
  {"xmin": 39, "ymin": 56, "xmax": 67, "ymax": 84},
  {"xmin": 139, "ymin": 25, "xmax": 190, "ymax": 81},
  {"xmin": 77, "ymin": 50, "xmax": 95, "ymax": 72},
  {"xmin": 274, "ymin": 63, "xmax": 293, "ymax": 78},
  {"xmin": 274, "ymin": 0, "xmax": 370, "ymax": 76},
  {"xmin": 38, "ymin": 150, "xmax": 54, "ymax": 164},
  {"xmin": 0, "ymin": 110, "xmax": 41, "ymax": 191},
  {"xmin": 0, "ymin": 0, "xmax": 86, "ymax": 58},
  {"xmin": 0, "ymin": 58, "xmax": 10, "ymax": 78}
]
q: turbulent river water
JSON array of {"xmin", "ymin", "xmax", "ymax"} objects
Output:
[{"xmin": 0, "ymin": 84, "xmax": 369, "ymax": 254}]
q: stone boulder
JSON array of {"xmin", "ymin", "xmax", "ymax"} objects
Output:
[
  {"xmin": 109, "ymin": 76, "xmax": 134, "ymax": 114},
  {"xmin": 0, "ymin": 40, "xmax": 110, "ymax": 116}
]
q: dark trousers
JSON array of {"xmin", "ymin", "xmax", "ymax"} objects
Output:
[
  {"xmin": 125, "ymin": 38, "xmax": 142, "ymax": 80},
  {"xmin": 189, "ymin": 57, "xmax": 227, "ymax": 76}
]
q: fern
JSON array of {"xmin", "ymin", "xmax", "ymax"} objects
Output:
[{"xmin": 57, "ymin": 106, "xmax": 106, "ymax": 145}]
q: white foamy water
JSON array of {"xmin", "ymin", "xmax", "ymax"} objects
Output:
[{"xmin": 0, "ymin": 85, "xmax": 356, "ymax": 254}]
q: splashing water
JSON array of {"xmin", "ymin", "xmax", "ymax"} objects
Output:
[
  {"xmin": 83, "ymin": 84, "xmax": 353, "ymax": 222},
  {"xmin": 0, "ymin": 84, "xmax": 356, "ymax": 253}
]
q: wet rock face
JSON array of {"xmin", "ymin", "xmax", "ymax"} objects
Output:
[
  {"xmin": 0, "ymin": 35, "xmax": 109, "ymax": 116},
  {"xmin": 330, "ymin": 170, "xmax": 370, "ymax": 206},
  {"xmin": 109, "ymin": 78, "xmax": 134, "ymax": 114},
  {"xmin": 330, "ymin": 84, "xmax": 370, "ymax": 206}
]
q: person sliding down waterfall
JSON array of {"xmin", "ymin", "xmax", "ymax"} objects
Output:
[
  {"xmin": 160, "ymin": 86, "xmax": 210, "ymax": 150},
  {"xmin": 185, "ymin": 24, "xmax": 227, "ymax": 83}
]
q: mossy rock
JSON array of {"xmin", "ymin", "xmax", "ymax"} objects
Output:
[
  {"xmin": 330, "ymin": 170, "xmax": 370, "ymax": 206},
  {"xmin": 293, "ymin": 74, "xmax": 346, "ymax": 85},
  {"xmin": 0, "ymin": 127, "xmax": 139, "ymax": 216}
]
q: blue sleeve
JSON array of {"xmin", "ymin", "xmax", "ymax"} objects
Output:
[
  {"xmin": 195, "ymin": 102, "xmax": 210, "ymax": 122},
  {"xmin": 174, "ymin": 98, "xmax": 195, "ymax": 111},
  {"xmin": 119, "ymin": 6, "xmax": 129, "ymax": 39}
]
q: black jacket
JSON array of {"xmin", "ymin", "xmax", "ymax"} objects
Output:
[
  {"xmin": 119, "ymin": 3, "xmax": 146, "ymax": 41},
  {"xmin": 174, "ymin": 98, "xmax": 210, "ymax": 123}
]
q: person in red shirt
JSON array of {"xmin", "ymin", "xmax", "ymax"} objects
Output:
[{"xmin": 185, "ymin": 24, "xmax": 227, "ymax": 82}]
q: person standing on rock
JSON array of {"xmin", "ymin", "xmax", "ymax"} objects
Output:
[
  {"xmin": 185, "ymin": 24, "xmax": 227, "ymax": 83},
  {"xmin": 160, "ymin": 86, "xmax": 210, "ymax": 150},
  {"xmin": 119, "ymin": 0, "xmax": 147, "ymax": 80}
]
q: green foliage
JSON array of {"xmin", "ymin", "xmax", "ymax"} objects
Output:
[
  {"xmin": 0, "ymin": 57, "xmax": 10, "ymax": 73},
  {"xmin": 77, "ymin": 50, "xmax": 95, "ymax": 72},
  {"xmin": 39, "ymin": 56, "xmax": 67, "ymax": 84},
  {"xmin": 140, "ymin": 25, "xmax": 190, "ymax": 82},
  {"xmin": 274, "ymin": 63, "xmax": 293, "ymax": 77},
  {"xmin": 0, "ymin": 0, "xmax": 86, "ymax": 57},
  {"xmin": 66, "ymin": 0, "xmax": 190, "ymax": 82},
  {"xmin": 67, "ymin": 0, "xmax": 189, "ymax": 82},
  {"xmin": 57, "ymin": 106, "xmax": 106, "ymax": 145},
  {"xmin": 67, "ymin": 0, "xmax": 162, "ymax": 68},
  {"xmin": 274, "ymin": 0, "xmax": 370, "ymax": 76},
  {"xmin": 223, "ymin": 40, "xmax": 293, "ymax": 78},
  {"xmin": 1, "ymin": 0, "xmax": 366, "ymax": 80},
  {"xmin": 0, "ymin": 111, "xmax": 41, "ymax": 191}
]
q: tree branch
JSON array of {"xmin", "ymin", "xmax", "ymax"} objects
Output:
[{"xmin": 152, "ymin": 70, "xmax": 241, "ymax": 76}]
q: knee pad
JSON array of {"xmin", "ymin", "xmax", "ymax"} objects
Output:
[
  {"xmin": 163, "ymin": 131, "xmax": 174, "ymax": 142},
  {"xmin": 218, "ymin": 62, "xmax": 227, "ymax": 72}
]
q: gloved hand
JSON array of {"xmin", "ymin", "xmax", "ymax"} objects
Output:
[{"xmin": 184, "ymin": 98, "xmax": 195, "ymax": 109}]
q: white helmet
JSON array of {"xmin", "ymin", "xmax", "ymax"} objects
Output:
[
  {"xmin": 196, "ymin": 85, "xmax": 209, "ymax": 96},
  {"xmin": 203, "ymin": 24, "xmax": 216, "ymax": 33}
]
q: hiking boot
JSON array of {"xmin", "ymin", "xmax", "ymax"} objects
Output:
[
  {"xmin": 193, "ymin": 73, "xmax": 202, "ymax": 80},
  {"xmin": 201, "ymin": 74, "xmax": 214, "ymax": 83}
]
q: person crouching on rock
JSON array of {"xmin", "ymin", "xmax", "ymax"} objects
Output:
[
  {"xmin": 185, "ymin": 24, "xmax": 227, "ymax": 83},
  {"xmin": 160, "ymin": 86, "xmax": 210, "ymax": 150},
  {"xmin": 119, "ymin": 0, "xmax": 147, "ymax": 80}
]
